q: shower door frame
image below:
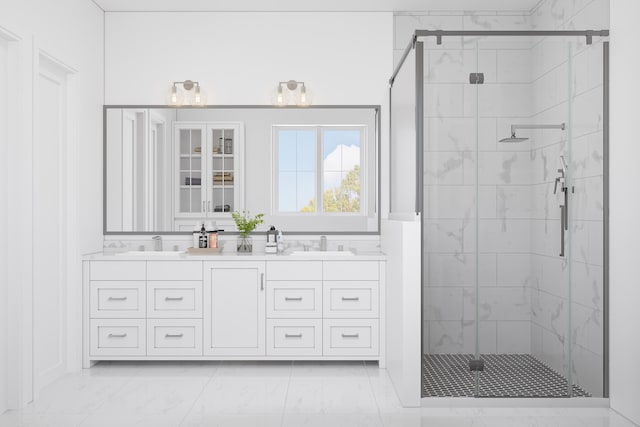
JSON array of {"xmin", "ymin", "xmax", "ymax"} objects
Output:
[{"xmin": 389, "ymin": 29, "xmax": 610, "ymax": 401}]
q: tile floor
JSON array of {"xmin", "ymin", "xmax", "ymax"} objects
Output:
[{"xmin": 0, "ymin": 361, "xmax": 636, "ymax": 427}]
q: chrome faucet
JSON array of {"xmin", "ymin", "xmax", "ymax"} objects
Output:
[
  {"xmin": 320, "ymin": 235, "xmax": 327, "ymax": 251},
  {"xmin": 152, "ymin": 235, "xmax": 162, "ymax": 251}
]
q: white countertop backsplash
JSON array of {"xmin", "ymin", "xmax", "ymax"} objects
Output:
[{"xmin": 99, "ymin": 234, "xmax": 384, "ymax": 260}]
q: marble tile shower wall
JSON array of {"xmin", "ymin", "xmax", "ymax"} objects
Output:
[
  {"xmin": 528, "ymin": 0, "xmax": 607, "ymax": 397},
  {"xmin": 394, "ymin": 12, "xmax": 535, "ymax": 356},
  {"xmin": 395, "ymin": 1, "xmax": 607, "ymax": 394}
]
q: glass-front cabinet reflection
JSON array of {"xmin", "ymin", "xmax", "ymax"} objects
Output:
[{"xmin": 175, "ymin": 122, "xmax": 243, "ymax": 224}]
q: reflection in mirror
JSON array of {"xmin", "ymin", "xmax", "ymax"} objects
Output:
[{"xmin": 104, "ymin": 107, "xmax": 379, "ymax": 234}]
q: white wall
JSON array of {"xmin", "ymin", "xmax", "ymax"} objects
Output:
[
  {"xmin": 0, "ymin": 0, "xmax": 103, "ymax": 410},
  {"xmin": 610, "ymin": 1, "xmax": 640, "ymax": 424},
  {"xmin": 0, "ymin": 35, "xmax": 9, "ymax": 416},
  {"xmin": 104, "ymin": 12, "xmax": 393, "ymax": 231},
  {"xmin": 105, "ymin": 12, "xmax": 392, "ymax": 106}
]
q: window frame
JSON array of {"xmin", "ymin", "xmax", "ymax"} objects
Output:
[{"xmin": 272, "ymin": 124, "xmax": 367, "ymax": 217}]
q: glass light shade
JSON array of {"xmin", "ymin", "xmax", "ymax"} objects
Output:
[
  {"xmin": 167, "ymin": 85, "xmax": 184, "ymax": 106},
  {"xmin": 168, "ymin": 83, "xmax": 207, "ymax": 106},
  {"xmin": 297, "ymin": 85, "xmax": 312, "ymax": 106},
  {"xmin": 271, "ymin": 85, "xmax": 292, "ymax": 106}
]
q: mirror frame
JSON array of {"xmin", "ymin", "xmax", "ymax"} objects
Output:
[{"xmin": 103, "ymin": 105, "xmax": 381, "ymax": 235}]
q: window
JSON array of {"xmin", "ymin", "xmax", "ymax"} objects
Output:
[{"xmin": 274, "ymin": 125, "xmax": 365, "ymax": 215}]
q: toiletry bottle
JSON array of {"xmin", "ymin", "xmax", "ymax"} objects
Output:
[
  {"xmin": 209, "ymin": 230, "xmax": 218, "ymax": 248},
  {"xmin": 192, "ymin": 223, "xmax": 201, "ymax": 248},
  {"xmin": 199, "ymin": 224, "xmax": 208, "ymax": 248}
]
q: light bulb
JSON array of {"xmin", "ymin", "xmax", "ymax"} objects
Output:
[
  {"xmin": 194, "ymin": 85, "xmax": 201, "ymax": 105},
  {"xmin": 276, "ymin": 85, "xmax": 284, "ymax": 105},
  {"xmin": 299, "ymin": 85, "xmax": 307, "ymax": 105},
  {"xmin": 170, "ymin": 85, "xmax": 178, "ymax": 105}
]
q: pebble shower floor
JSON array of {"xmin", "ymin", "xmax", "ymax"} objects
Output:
[{"xmin": 422, "ymin": 354, "xmax": 591, "ymax": 398}]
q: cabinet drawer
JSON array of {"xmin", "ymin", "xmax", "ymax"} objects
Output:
[
  {"xmin": 90, "ymin": 281, "xmax": 146, "ymax": 318},
  {"xmin": 323, "ymin": 319, "xmax": 379, "ymax": 356},
  {"xmin": 90, "ymin": 261, "xmax": 145, "ymax": 281},
  {"xmin": 147, "ymin": 319, "xmax": 202, "ymax": 356},
  {"xmin": 267, "ymin": 281, "xmax": 321, "ymax": 318},
  {"xmin": 267, "ymin": 319, "xmax": 321, "ymax": 356},
  {"xmin": 323, "ymin": 281, "xmax": 379, "ymax": 318},
  {"xmin": 147, "ymin": 261, "xmax": 202, "ymax": 281},
  {"xmin": 322, "ymin": 261, "xmax": 379, "ymax": 281},
  {"xmin": 267, "ymin": 261, "xmax": 322, "ymax": 281},
  {"xmin": 147, "ymin": 281, "xmax": 202, "ymax": 318},
  {"xmin": 90, "ymin": 319, "xmax": 145, "ymax": 356}
]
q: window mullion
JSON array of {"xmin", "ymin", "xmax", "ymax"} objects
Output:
[{"xmin": 316, "ymin": 126, "xmax": 323, "ymax": 214}]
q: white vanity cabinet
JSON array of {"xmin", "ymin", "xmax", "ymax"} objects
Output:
[
  {"xmin": 203, "ymin": 261, "xmax": 266, "ymax": 356},
  {"xmin": 146, "ymin": 261, "xmax": 203, "ymax": 356},
  {"xmin": 83, "ymin": 256, "xmax": 385, "ymax": 366}
]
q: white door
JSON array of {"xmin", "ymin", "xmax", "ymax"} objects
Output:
[
  {"xmin": 33, "ymin": 55, "xmax": 70, "ymax": 394},
  {"xmin": 0, "ymin": 36, "xmax": 9, "ymax": 414},
  {"xmin": 204, "ymin": 261, "xmax": 265, "ymax": 356}
]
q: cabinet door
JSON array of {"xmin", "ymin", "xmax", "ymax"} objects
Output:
[
  {"xmin": 207, "ymin": 123, "xmax": 243, "ymax": 217},
  {"xmin": 175, "ymin": 124, "xmax": 207, "ymax": 218},
  {"xmin": 203, "ymin": 261, "xmax": 265, "ymax": 356}
]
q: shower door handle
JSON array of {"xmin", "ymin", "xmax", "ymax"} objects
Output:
[{"xmin": 559, "ymin": 204, "xmax": 566, "ymax": 257}]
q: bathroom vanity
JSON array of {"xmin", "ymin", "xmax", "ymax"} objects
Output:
[{"xmin": 82, "ymin": 252, "xmax": 386, "ymax": 367}]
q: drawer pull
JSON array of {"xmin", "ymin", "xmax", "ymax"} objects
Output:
[
  {"xmin": 165, "ymin": 333, "xmax": 184, "ymax": 338},
  {"xmin": 284, "ymin": 297, "xmax": 303, "ymax": 301},
  {"xmin": 285, "ymin": 333, "xmax": 303, "ymax": 338},
  {"xmin": 108, "ymin": 296, "xmax": 127, "ymax": 301},
  {"xmin": 165, "ymin": 296, "xmax": 184, "ymax": 301},
  {"xmin": 341, "ymin": 333, "xmax": 360, "ymax": 339},
  {"xmin": 341, "ymin": 297, "xmax": 360, "ymax": 301},
  {"xmin": 108, "ymin": 333, "xmax": 127, "ymax": 338}
]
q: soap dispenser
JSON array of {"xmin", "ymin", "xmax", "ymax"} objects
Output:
[
  {"xmin": 265, "ymin": 226, "xmax": 279, "ymax": 254},
  {"xmin": 198, "ymin": 224, "xmax": 208, "ymax": 248}
]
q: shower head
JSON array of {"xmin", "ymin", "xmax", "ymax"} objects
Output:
[
  {"xmin": 499, "ymin": 123, "xmax": 566, "ymax": 143},
  {"xmin": 499, "ymin": 133, "xmax": 529, "ymax": 143}
]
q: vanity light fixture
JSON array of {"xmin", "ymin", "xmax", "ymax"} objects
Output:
[
  {"xmin": 273, "ymin": 80, "xmax": 311, "ymax": 106},
  {"xmin": 168, "ymin": 80, "xmax": 206, "ymax": 106}
]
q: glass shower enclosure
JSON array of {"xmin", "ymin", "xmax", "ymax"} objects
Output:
[{"xmin": 390, "ymin": 30, "xmax": 608, "ymax": 398}]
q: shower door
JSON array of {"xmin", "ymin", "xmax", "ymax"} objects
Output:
[
  {"xmin": 422, "ymin": 34, "xmax": 605, "ymax": 398},
  {"xmin": 473, "ymin": 35, "xmax": 605, "ymax": 398}
]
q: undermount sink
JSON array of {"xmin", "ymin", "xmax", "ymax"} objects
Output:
[
  {"xmin": 115, "ymin": 250, "xmax": 185, "ymax": 257},
  {"xmin": 288, "ymin": 250, "xmax": 354, "ymax": 257}
]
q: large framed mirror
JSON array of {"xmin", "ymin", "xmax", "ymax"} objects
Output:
[{"xmin": 104, "ymin": 106, "xmax": 380, "ymax": 234}]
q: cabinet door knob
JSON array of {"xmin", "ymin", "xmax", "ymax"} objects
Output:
[
  {"xmin": 108, "ymin": 296, "xmax": 127, "ymax": 301},
  {"xmin": 285, "ymin": 297, "xmax": 303, "ymax": 301},
  {"xmin": 341, "ymin": 297, "xmax": 360, "ymax": 301},
  {"xmin": 260, "ymin": 273, "xmax": 264, "ymax": 291},
  {"xmin": 165, "ymin": 296, "xmax": 184, "ymax": 301}
]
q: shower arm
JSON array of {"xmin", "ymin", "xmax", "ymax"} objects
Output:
[{"xmin": 510, "ymin": 123, "xmax": 566, "ymax": 136}]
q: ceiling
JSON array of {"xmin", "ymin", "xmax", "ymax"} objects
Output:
[{"xmin": 92, "ymin": 0, "xmax": 542, "ymax": 12}]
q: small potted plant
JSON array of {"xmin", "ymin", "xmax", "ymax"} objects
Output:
[{"xmin": 231, "ymin": 210, "xmax": 264, "ymax": 253}]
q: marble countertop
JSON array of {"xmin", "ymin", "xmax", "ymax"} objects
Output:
[{"xmin": 83, "ymin": 250, "xmax": 387, "ymax": 261}]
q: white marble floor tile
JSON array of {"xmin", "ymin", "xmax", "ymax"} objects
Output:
[
  {"xmin": 290, "ymin": 361, "xmax": 368, "ymax": 379},
  {"xmin": 0, "ymin": 413, "xmax": 89, "ymax": 427},
  {"xmin": 214, "ymin": 361, "xmax": 292, "ymax": 378},
  {"xmin": 181, "ymin": 414, "xmax": 283, "ymax": 427},
  {"xmin": 283, "ymin": 375, "xmax": 381, "ymax": 424},
  {"xmin": 20, "ymin": 373, "xmax": 133, "ymax": 415},
  {"xmin": 0, "ymin": 363, "xmax": 637, "ymax": 427},
  {"xmin": 79, "ymin": 377, "xmax": 210, "ymax": 427},
  {"xmin": 184, "ymin": 376, "xmax": 289, "ymax": 416},
  {"xmin": 281, "ymin": 414, "xmax": 383, "ymax": 427}
]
